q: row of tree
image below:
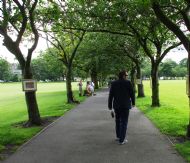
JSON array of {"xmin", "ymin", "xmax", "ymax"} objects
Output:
[
  {"xmin": 1, "ymin": 55, "xmax": 187, "ymax": 83},
  {"xmin": 142, "ymin": 58, "xmax": 187, "ymax": 78},
  {"xmin": 0, "ymin": 0, "xmax": 190, "ymax": 136}
]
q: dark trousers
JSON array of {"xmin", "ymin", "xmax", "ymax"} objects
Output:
[{"xmin": 114, "ymin": 109, "xmax": 130, "ymax": 143}]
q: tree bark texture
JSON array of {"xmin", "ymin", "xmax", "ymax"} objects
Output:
[
  {"xmin": 130, "ymin": 66, "xmax": 136, "ymax": 93},
  {"xmin": 24, "ymin": 66, "xmax": 41, "ymax": 125},
  {"xmin": 99, "ymin": 74, "xmax": 104, "ymax": 87},
  {"xmin": 91, "ymin": 68, "xmax": 99, "ymax": 89},
  {"xmin": 66, "ymin": 66, "xmax": 75, "ymax": 103},
  {"xmin": 25, "ymin": 91, "xmax": 41, "ymax": 125},
  {"xmin": 151, "ymin": 64, "xmax": 160, "ymax": 107},
  {"xmin": 136, "ymin": 64, "xmax": 145, "ymax": 97}
]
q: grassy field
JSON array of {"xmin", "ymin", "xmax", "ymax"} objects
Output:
[
  {"xmin": 137, "ymin": 80, "xmax": 190, "ymax": 162},
  {"xmin": 0, "ymin": 80, "xmax": 190, "ymax": 161},
  {"xmin": 0, "ymin": 82, "xmax": 86, "ymax": 158}
]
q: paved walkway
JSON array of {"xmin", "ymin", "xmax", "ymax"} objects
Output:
[{"xmin": 3, "ymin": 89, "xmax": 186, "ymax": 163}]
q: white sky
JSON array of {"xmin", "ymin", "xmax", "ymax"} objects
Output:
[
  {"xmin": 163, "ymin": 45, "xmax": 188, "ymax": 63},
  {"xmin": 0, "ymin": 37, "xmax": 188, "ymax": 64},
  {"xmin": 0, "ymin": 37, "xmax": 47, "ymax": 63}
]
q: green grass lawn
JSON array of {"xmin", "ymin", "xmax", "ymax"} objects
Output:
[
  {"xmin": 1, "ymin": 80, "xmax": 190, "ymax": 161},
  {"xmin": 137, "ymin": 80, "xmax": 190, "ymax": 162},
  {"xmin": 0, "ymin": 82, "xmax": 86, "ymax": 158}
]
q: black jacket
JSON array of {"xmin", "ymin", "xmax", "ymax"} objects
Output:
[{"xmin": 108, "ymin": 79, "xmax": 135, "ymax": 110}]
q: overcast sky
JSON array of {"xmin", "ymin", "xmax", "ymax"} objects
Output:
[
  {"xmin": 0, "ymin": 37, "xmax": 47, "ymax": 63},
  {"xmin": 0, "ymin": 37, "xmax": 188, "ymax": 64}
]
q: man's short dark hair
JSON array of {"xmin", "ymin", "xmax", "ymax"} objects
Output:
[{"xmin": 118, "ymin": 70, "xmax": 127, "ymax": 79}]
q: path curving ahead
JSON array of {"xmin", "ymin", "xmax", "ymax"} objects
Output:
[{"xmin": 3, "ymin": 89, "xmax": 185, "ymax": 163}]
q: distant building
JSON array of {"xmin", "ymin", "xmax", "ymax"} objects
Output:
[
  {"xmin": 11, "ymin": 63, "xmax": 22, "ymax": 81},
  {"xmin": 11, "ymin": 63, "xmax": 22, "ymax": 75}
]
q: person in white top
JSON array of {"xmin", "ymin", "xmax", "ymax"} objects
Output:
[
  {"xmin": 86, "ymin": 81, "xmax": 92, "ymax": 96},
  {"xmin": 90, "ymin": 81, "xmax": 95, "ymax": 95}
]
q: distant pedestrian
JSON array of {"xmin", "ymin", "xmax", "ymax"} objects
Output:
[
  {"xmin": 78, "ymin": 80, "xmax": 83, "ymax": 96},
  {"xmin": 90, "ymin": 81, "xmax": 95, "ymax": 96},
  {"xmin": 83, "ymin": 81, "xmax": 92, "ymax": 96},
  {"xmin": 108, "ymin": 70, "xmax": 135, "ymax": 145}
]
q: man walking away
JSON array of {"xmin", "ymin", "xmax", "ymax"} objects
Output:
[{"xmin": 108, "ymin": 70, "xmax": 135, "ymax": 145}]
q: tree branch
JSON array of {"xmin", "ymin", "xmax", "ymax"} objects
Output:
[
  {"xmin": 152, "ymin": 1, "xmax": 190, "ymax": 52},
  {"xmin": 9, "ymin": 20, "xmax": 19, "ymax": 33},
  {"xmin": 2, "ymin": 0, "xmax": 8, "ymax": 32},
  {"xmin": 41, "ymin": 34, "xmax": 59, "ymax": 50},
  {"xmin": 57, "ymin": 26, "xmax": 134, "ymax": 37},
  {"xmin": 27, "ymin": 0, "xmax": 39, "ymax": 65},
  {"xmin": 180, "ymin": 9, "xmax": 190, "ymax": 32},
  {"xmin": 13, "ymin": 0, "xmax": 27, "ymax": 44},
  {"xmin": 44, "ymin": 31, "xmax": 69, "ymax": 65},
  {"xmin": 0, "ymin": 26, "xmax": 6, "ymax": 36},
  {"xmin": 3, "ymin": 34, "xmax": 25, "ymax": 67},
  {"xmin": 128, "ymin": 24, "xmax": 154, "ymax": 61},
  {"xmin": 70, "ymin": 31, "xmax": 86, "ymax": 66},
  {"xmin": 158, "ymin": 41, "xmax": 182, "ymax": 63}
]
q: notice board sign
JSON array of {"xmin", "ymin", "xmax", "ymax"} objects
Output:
[{"xmin": 22, "ymin": 79, "xmax": 37, "ymax": 92}]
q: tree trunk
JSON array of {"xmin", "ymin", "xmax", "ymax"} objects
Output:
[
  {"xmin": 91, "ymin": 68, "xmax": 99, "ymax": 89},
  {"xmin": 62, "ymin": 74, "xmax": 65, "ymax": 81},
  {"xmin": 23, "ymin": 67, "xmax": 41, "ymax": 126},
  {"xmin": 187, "ymin": 54, "xmax": 190, "ymax": 138},
  {"xmin": 94, "ymin": 77, "xmax": 99, "ymax": 89},
  {"xmin": 66, "ymin": 66, "xmax": 75, "ymax": 103},
  {"xmin": 99, "ymin": 73, "xmax": 104, "ymax": 87},
  {"xmin": 187, "ymin": 124, "xmax": 190, "ymax": 138},
  {"xmin": 130, "ymin": 66, "xmax": 136, "ymax": 93},
  {"xmin": 136, "ymin": 64, "xmax": 145, "ymax": 97},
  {"xmin": 25, "ymin": 91, "xmax": 41, "ymax": 125},
  {"xmin": 151, "ymin": 64, "xmax": 160, "ymax": 107}
]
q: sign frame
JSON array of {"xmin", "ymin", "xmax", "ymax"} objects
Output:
[{"xmin": 22, "ymin": 79, "xmax": 37, "ymax": 92}]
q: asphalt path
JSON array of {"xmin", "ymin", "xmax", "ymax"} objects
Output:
[{"xmin": 3, "ymin": 89, "xmax": 186, "ymax": 163}]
